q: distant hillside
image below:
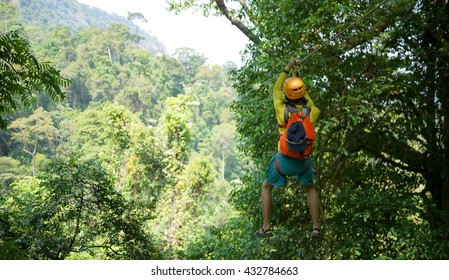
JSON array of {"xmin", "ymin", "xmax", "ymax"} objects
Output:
[{"xmin": 11, "ymin": 0, "xmax": 166, "ymax": 53}]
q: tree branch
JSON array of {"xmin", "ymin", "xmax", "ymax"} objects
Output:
[
  {"xmin": 1, "ymin": 59, "xmax": 20, "ymax": 75},
  {"xmin": 68, "ymin": 194, "xmax": 83, "ymax": 254},
  {"xmin": 349, "ymin": 125, "xmax": 425, "ymax": 173},
  {"xmin": 337, "ymin": 6, "xmax": 409, "ymax": 52},
  {"xmin": 214, "ymin": 0, "xmax": 261, "ymax": 45},
  {"xmin": 78, "ymin": 244, "xmax": 122, "ymax": 255},
  {"xmin": 238, "ymin": 0, "xmax": 258, "ymax": 25},
  {"xmin": 339, "ymin": 20, "xmax": 390, "ymax": 51}
]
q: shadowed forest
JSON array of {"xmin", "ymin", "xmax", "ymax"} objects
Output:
[{"xmin": 1, "ymin": 0, "xmax": 449, "ymax": 260}]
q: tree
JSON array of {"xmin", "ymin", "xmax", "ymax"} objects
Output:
[
  {"xmin": 0, "ymin": 156, "xmax": 25, "ymax": 188},
  {"xmin": 161, "ymin": 94, "xmax": 195, "ymax": 182},
  {"xmin": 0, "ymin": 1, "xmax": 21, "ymax": 32},
  {"xmin": 171, "ymin": 0, "xmax": 449, "ymax": 259},
  {"xmin": 0, "ymin": 30, "xmax": 69, "ymax": 129},
  {"xmin": 9, "ymin": 107, "xmax": 58, "ymax": 175},
  {"xmin": 150, "ymin": 155, "xmax": 216, "ymax": 258},
  {"xmin": 174, "ymin": 48, "xmax": 206, "ymax": 80},
  {"xmin": 2, "ymin": 154, "xmax": 162, "ymax": 260},
  {"xmin": 127, "ymin": 12, "xmax": 148, "ymax": 24},
  {"xmin": 207, "ymin": 122, "xmax": 237, "ymax": 180}
]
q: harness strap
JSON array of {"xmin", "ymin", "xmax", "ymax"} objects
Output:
[
  {"xmin": 275, "ymin": 156, "xmax": 285, "ymax": 176},
  {"xmin": 299, "ymin": 158, "xmax": 311, "ymax": 177},
  {"xmin": 275, "ymin": 156, "xmax": 311, "ymax": 177}
]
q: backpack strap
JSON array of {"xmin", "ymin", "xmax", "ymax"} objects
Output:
[
  {"xmin": 278, "ymin": 103, "xmax": 299, "ymax": 129},
  {"xmin": 300, "ymin": 98, "xmax": 311, "ymax": 118},
  {"xmin": 284, "ymin": 103, "xmax": 299, "ymax": 125},
  {"xmin": 280, "ymin": 101, "xmax": 311, "ymax": 129}
]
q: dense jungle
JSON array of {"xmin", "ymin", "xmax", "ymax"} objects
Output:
[{"xmin": 1, "ymin": 0, "xmax": 449, "ymax": 260}]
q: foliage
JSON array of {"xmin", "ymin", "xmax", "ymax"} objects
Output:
[
  {"xmin": 157, "ymin": 157, "xmax": 216, "ymax": 258},
  {"xmin": 318, "ymin": 153, "xmax": 431, "ymax": 259},
  {"xmin": 8, "ymin": 0, "xmax": 449, "ymax": 261},
  {"xmin": 0, "ymin": 156, "xmax": 26, "ymax": 188},
  {"xmin": 185, "ymin": 215, "xmax": 321, "ymax": 260},
  {"xmin": 9, "ymin": 107, "xmax": 58, "ymax": 175},
  {"xmin": 172, "ymin": 0, "xmax": 449, "ymax": 259},
  {"xmin": 1, "ymin": 154, "xmax": 162, "ymax": 260},
  {"xmin": 174, "ymin": 48, "xmax": 207, "ymax": 79},
  {"xmin": 205, "ymin": 122, "xmax": 239, "ymax": 180},
  {"xmin": 15, "ymin": 0, "xmax": 165, "ymax": 53},
  {"xmin": 0, "ymin": 30, "xmax": 69, "ymax": 129},
  {"xmin": 149, "ymin": 95, "xmax": 229, "ymax": 258},
  {"xmin": 0, "ymin": 1, "xmax": 21, "ymax": 31},
  {"xmin": 0, "ymin": 240, "xmax": 28, "ymax": 260},
  {"xmin": 0, "ymin": 0, "xmax": 243, "ymax": 260}
]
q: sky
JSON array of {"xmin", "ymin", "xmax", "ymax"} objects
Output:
[{"xmin": 77, "ymin": 0, "xmax": 249, "ymax": 66}]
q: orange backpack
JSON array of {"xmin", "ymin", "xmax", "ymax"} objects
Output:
[{"xmin": 279, "ymin": 103, "xmax": 316, "ymax": 159}]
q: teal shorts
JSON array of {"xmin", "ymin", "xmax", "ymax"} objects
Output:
[{"xmin": 265, "ymin": 152, "xmax": 314, "ymax": 187}]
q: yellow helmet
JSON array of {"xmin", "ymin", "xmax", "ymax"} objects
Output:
[{"xmin": 283, "ymin": 77, "xmax": 305, "ymax": 100}]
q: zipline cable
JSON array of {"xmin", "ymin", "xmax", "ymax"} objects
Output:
[
  {"xmin": 298, "ymin": 0, "xmax": 390, "ymax": 64},
  {"xmin": 246, "ymin": 0, "xmax": 391, "ymax": 96}
]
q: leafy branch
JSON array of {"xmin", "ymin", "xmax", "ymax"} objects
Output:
[{"xmin": 0, "ymin": 30, "xmax": 70, "ymax": 129}]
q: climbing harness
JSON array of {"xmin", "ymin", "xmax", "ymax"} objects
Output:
[{"xmin": 275, "ymin": 156, "xmax": 311, "ymax": 178}]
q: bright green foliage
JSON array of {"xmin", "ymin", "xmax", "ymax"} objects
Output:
[
  {"xmin": 174, "ymin": 48, "xmax": 206, "ymax": 78},
  {"xmin": 57, "ymin": 103, "xmax": 166, "ymax": 205},
  {"xmin": 1, "ymin": 154, "xmax": 162, "ymax": 260},
  {"xmin": 0, "ymin": 1, "xmax": 21, "ymax": 31},
  {"xmin": 0, "ymin": 0, "xmax": 242, "ymax": 260},
  {"xmin": 9, "ymin": 107, "xmax": 58, "ymax": 175},
  {"xmin": 0, "ymin": 156, "xmax": 26, "ymax": 188},
  {"xmin": 150, "ymin": 155, "xmax": 217, "ymax": 258},
  {"xmin": 59, "ymin": 106, "xmax": 109, "ymax": 160},
  {"xmin": 128, "ymin": 124, "xmax": 166, "ymax": 206},
  {"xmin": 188, "ymin": 63, "xmax": 242, "ymax": 180},
  {"xmin": 161, "ymin": 94, "xmax": 194, "ymax": 183},
  {"xmin": 172, "ymin": 0, "xmax": 449, "ymax": 259},
  {"xmin": 151, "ymin": 94, "xmax": 196, "ymax": 256},
  {"xmin": 205, "ymin": 122, "xmax": 238, "ymax": 180},
  {"xmin": 30, "ymin": 23, "xmax": 186, "ymax": 121},
  {"xmin": 0, "ymin": 30, "xmax": 69, "ymax": 129}
]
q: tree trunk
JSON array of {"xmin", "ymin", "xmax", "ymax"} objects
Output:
[
  {"xmin": 425, "ymin": 171, "xmax": 449, "ymax": 232},
  {"xmin": 440, "ymin": 179, "xmax": 449, "ymax": 215},
  {"xmin": 221, "ymin": 149, "xmax": 225, "ymax": 180},
  {"xmin": 425, "ymin": 0, "xmax": 449, "ymax": 229},
  {"xmin": 107, "ymin": 46, "xmax": 112, "ymax": 62}
]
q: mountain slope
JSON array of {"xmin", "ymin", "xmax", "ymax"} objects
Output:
[{"xmin": 11, "ymin": 0, "xmax": 165, "ymax": 53}]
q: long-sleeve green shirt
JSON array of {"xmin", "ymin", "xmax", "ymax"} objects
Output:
[{"xmin": 273, "ymin": 71, "xmax": 320, "ymax": 138}]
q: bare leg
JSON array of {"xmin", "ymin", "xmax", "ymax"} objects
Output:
[
  {"xmin": 304, "ymin": 184, "xmax": 320, "ymax": 231},
  {"xmin": 262, "ymin": 180, "xmax": 274, "ymax": 230}
]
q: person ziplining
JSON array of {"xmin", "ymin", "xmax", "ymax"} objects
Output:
[
  {"xmin": 255, "ymin": 58, "xmax": 321, "ymax": 239},
  {"xmin": 245, "ymin": 0, "xmax": 396, "ymax": 241},
  {"xmin": 252, "ymin": 0, "xmax": 391, "ymax": 240}
]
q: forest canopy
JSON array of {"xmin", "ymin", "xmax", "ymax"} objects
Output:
[
  {"xmin": 1, "ymin": 0, "xmax": 449, "ymax": 260},
  {"xmin": 170, "ymin": 0, "xmax": 449, "ymax": 259}
]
